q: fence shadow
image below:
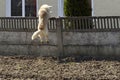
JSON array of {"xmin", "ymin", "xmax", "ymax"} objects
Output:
[
  {"xmin": 0, "ymin": 54, "xmax": 120, "ymax": 63},
  {"xmin": 59, "ymin": 55, "xmax": 120, "ymax": 63}
]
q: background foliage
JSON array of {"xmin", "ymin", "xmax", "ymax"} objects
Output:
[
  {"xmin": 64, "ymin": 0, "xmax": 92, "ymax": 29},
  {"xmin": 64, "ymin": 0, "xmax": 91, "ymax": 16}
]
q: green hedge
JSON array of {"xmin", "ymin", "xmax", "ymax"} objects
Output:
[
  {"xmin": 64, "ymin": 0, "xmax": 92, "ymax": 29},
  {"xmin": 64, "ymin": 0, "xmax": 91, "ymax": 16}
]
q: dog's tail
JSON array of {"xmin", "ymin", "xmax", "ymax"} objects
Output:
[{"xmin": 31, "ymin": 30, "xmax": 41, "ymax": 40}]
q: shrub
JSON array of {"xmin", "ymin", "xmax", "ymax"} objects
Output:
[
  {"xmin": 64, "ymin": 0, "xmax": 92, "ymax": 29},
  {"xmin": 64, "ymin": 0, "xmax": 91, "ymax": 16}
]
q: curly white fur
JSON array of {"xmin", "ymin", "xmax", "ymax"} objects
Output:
[{"xmin": 31, "ymin": 4, "xmax": 52, "ymax": 43}]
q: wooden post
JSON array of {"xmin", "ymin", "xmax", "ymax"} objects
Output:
[{"xmin": 56, "ymin": 18, "xmax": 64, "ymax": 58}]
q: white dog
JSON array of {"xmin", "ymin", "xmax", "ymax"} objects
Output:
[{"xmin": 31, "ymin": 4, "xmax": 52, "ymax": 43}]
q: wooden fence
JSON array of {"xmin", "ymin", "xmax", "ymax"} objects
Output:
[{"xmin": 0, "ymin": 16, "xmax": 120, "ymax": 32}]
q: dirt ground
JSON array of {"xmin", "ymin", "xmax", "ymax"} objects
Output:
[{"xmin": 0, "ymin": 56, "xmax": 120, "ymax": 80}]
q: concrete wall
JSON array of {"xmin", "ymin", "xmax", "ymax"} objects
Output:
[
  {"xmin": 94, "ymin": 0, "xmax": 120, "ymax": 16},
  {"xmin": 0, "ymin": 0, "xmax": 6, "ymax": 17},
  {"xmin": 1, "ymin": 0, "xmax": 120, "ymax": 17},
  {"xmin": 0, "ymin": 31, "xmax": 120, "ymax": 57},
  {"xmin": 0, "ymin": 31, "xmax": 58, "ymax": 56},
  {"xmin": 63, "ymin": 32, "xmax": 120, "ymax": 57}
]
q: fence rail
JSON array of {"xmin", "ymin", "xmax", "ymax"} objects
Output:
[
  {"xmin": 0, "ymin": 16, "xmax": 120, "ymax": 32},
  {"xmin": 0, "ymin": 17, "xmax": 38, "ymax": 31}
]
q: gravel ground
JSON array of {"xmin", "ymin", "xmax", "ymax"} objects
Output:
[{"xmin": 0, "ymin": 56, "xmax": 120, "ymax": 80}]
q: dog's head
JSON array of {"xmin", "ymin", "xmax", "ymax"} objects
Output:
[
  {"xmin": 41, "ymin": 4, "xmax": 52, "ymax": 9},
  {"xmin": 40, "ymin": 4, "xmax": 52, "ymax": 13}
]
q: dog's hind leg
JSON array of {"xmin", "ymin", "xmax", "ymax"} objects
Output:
[
  {"xmin": 38, "ymin": 31, "xmax": 44, "ymax": 43},
  {"xmin": 44, "ymin": 32, "xmax": 49, "ymax": 43},
  {"xmin": 31, "ymin": 30, "xmax": 41, "ymax": 40}
]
